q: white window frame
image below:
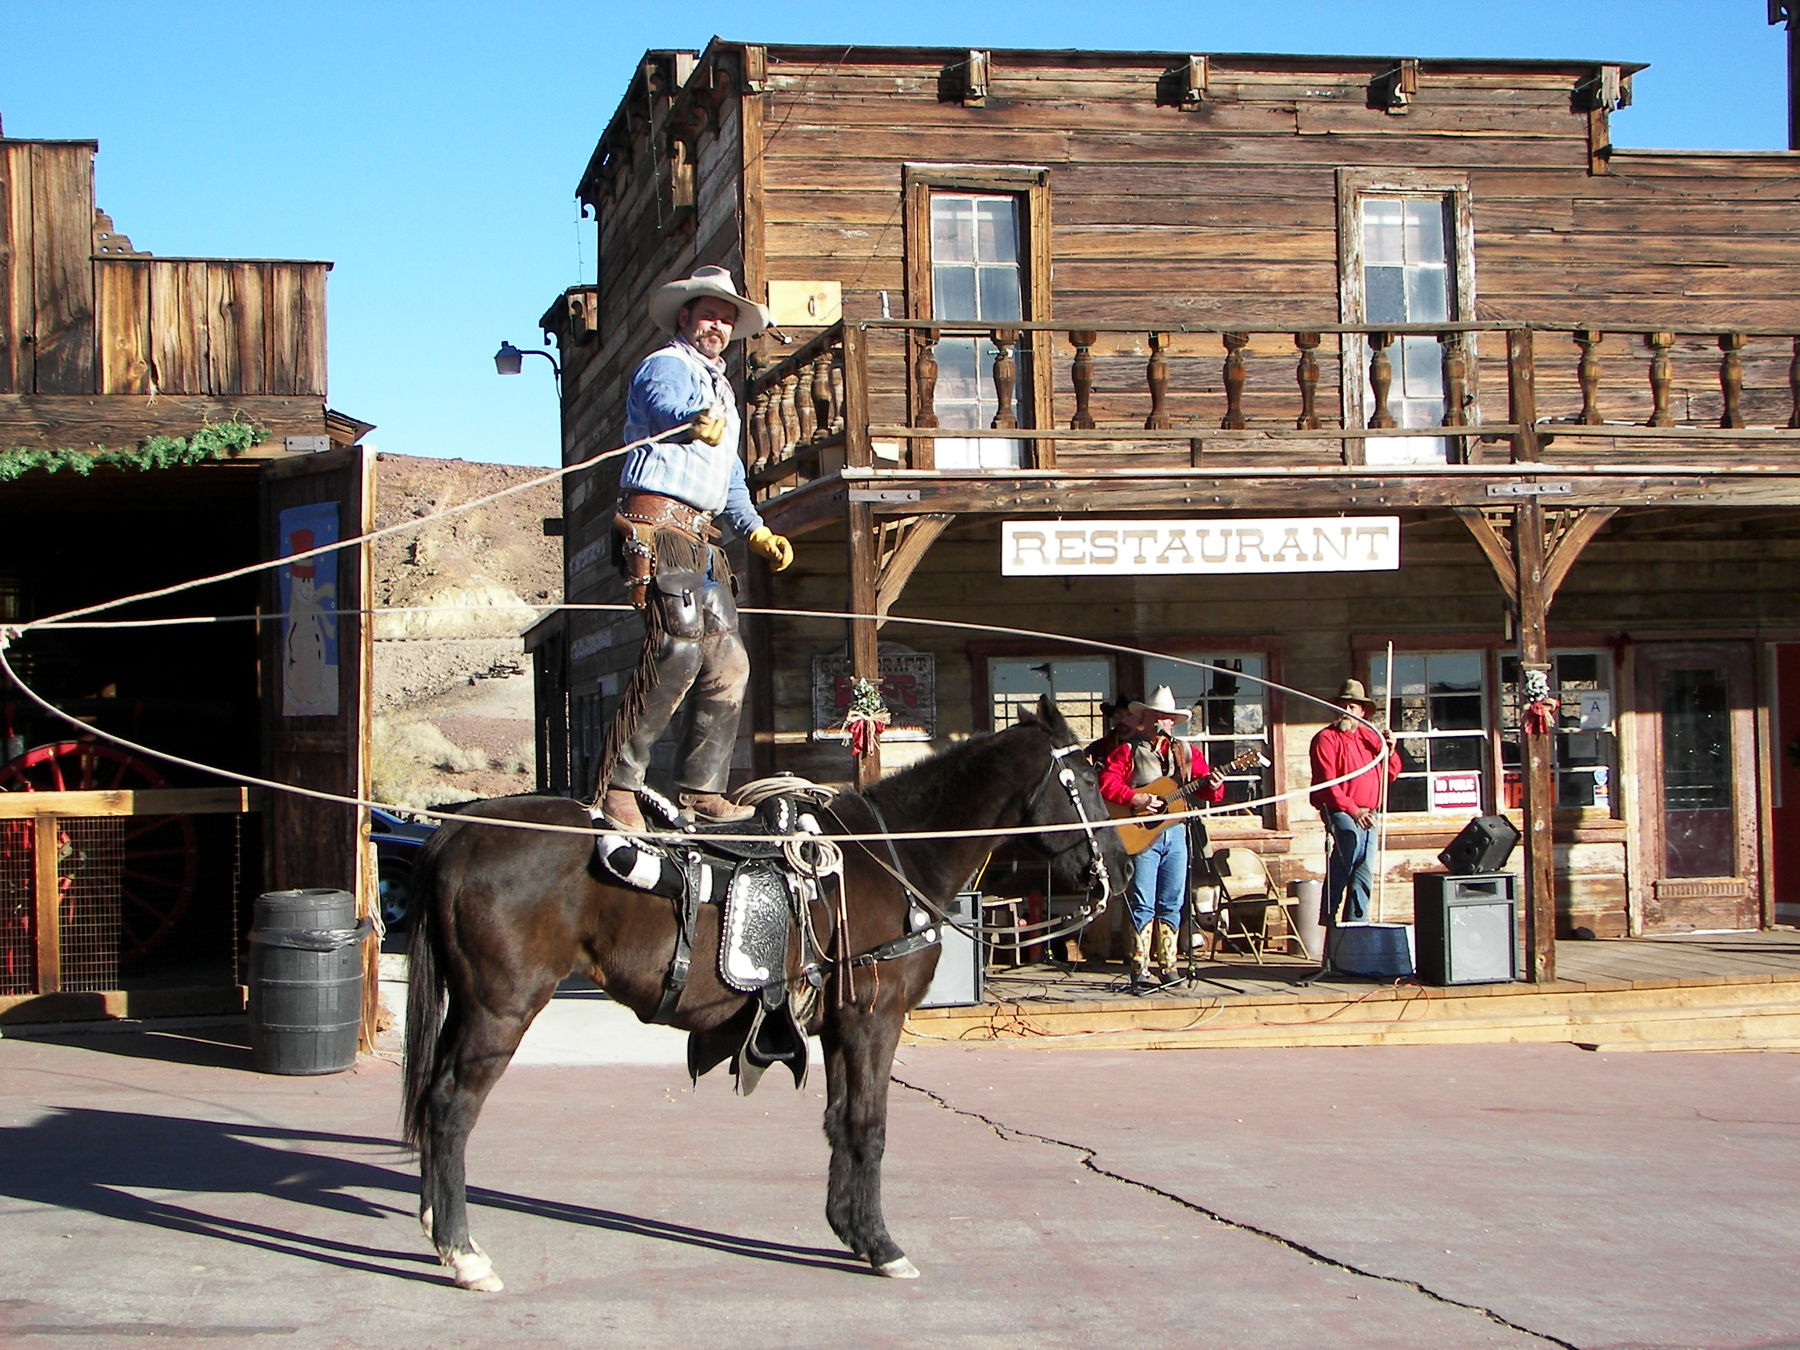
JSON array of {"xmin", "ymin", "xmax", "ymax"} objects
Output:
[
  {"xmin": 1371, "ymin": 648, "xmax": 1490, "ymax": 817},
  {"xmin": 987, "ymin": 656, "xmax": 1113, "ymax": 745},
  {"xmin": 1144, "ymin": 652, "xmax": 1272, "ymax": 818},
  {"xmin": 1499, "ymin": 647, "xmax": 1620, "ymax": 816},
  {"xmin": 1336, "ymin": 168, "xmax": 1478, "ymax": 467}
]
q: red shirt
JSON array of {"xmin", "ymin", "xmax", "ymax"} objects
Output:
[
  {"xmin": 1100, "ymin": 735, "xmax": 1224, "ymax": 809},
  {"xmin": 1309, "ymin": 722, "xmax": 1401, "ymax": 815}
]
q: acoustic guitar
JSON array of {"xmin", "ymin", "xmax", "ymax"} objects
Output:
[{"xmin": 1108, "ymin": 748, "xmax": 1271, "ymax": 856}]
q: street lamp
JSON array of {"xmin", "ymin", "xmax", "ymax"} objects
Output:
[{"xmin": 493, "ymin": 340, "xmax": 561, "ymax": 390}]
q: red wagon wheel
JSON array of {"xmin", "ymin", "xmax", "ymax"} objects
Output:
[{"xmin": 0, "ymin": 742, "xmax": 200, "ymax": 967}]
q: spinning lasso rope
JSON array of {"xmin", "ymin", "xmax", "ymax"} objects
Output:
[{"xmin": 0, "ymin": 421, "xmax": 1397, "ymax": 848}]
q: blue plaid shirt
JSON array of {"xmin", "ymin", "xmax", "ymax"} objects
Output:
[{"xmin": 620, "ymin": 337, "xmax": 763, "ymax": 538}]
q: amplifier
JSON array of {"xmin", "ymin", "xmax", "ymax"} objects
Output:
[
  {"xmin": 919, "ymin": 891, "xmax": 983, "ymax": 1008},
  {"xmin": 1413, "ymin": 873, "xmax": 1518, "ymax": 985}
]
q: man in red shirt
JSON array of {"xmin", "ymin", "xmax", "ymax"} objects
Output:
[
  {"xmin": 1309, "ymin": 678, "xmax": 1402, "ymax": 923},
  {"xmin": 1100, "ymin": 687, "xmax": 1225, "ymax": 991}
]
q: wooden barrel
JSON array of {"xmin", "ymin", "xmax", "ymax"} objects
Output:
[{"xmin": 247, "ymin": 889, "xmax": 368, "ymax": 1075}]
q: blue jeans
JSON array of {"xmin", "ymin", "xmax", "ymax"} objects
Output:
[
  {"xmin": 1126, "ymin": 825, "xmax": 1189, "ymax": 935},
  {"xmin": 1325, "ymin": 810, "xmax": 1373, "ymax": 923}
]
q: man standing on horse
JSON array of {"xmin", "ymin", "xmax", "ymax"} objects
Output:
[
  {"xmin": 1098, "ymin": 686, "xmax": 1225, "ymax": 992},
  {"xmin": 598, "ymin": 266, "xmax": 796, "ymax": 832}
]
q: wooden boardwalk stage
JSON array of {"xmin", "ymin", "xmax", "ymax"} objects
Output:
[{"xmin": 904, "ymin": 931, "xmax": 1800, "ymax": 1052}]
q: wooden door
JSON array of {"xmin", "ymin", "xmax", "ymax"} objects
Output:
[
  {"xmin": 1770, "ymin": 644, "xmax": 1800, "ymax": 924},
  {"xmin": 1634, "ymin": 643, "xmax": 1759, "ymax": 931},
  {"xmin": 260, "ymin": 447, "xmax": 374, "ymax": 905}
]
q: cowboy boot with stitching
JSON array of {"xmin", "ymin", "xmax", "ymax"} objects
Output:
[
  {"xmin": 602, "ymin": 787, "xmax": 646, "ymax": 832},
  {"xmin": 679, "ymin": 791, "xmax": 756, "ymax": 824}
]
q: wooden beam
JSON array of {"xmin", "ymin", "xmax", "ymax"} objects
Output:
[
  {"xmin": 1514, "ymin": 494, "xmax": 1556, "ymax": 984},
  {"xmin": 875, "ymin": 513, "xmax": 953, "ymax": 623},
  {"xmin": 0, "ymin": 787, "xmax": 259, "ymax": 818},
  {"xmin": 847, "ymin": 498, "xmax": 881, "ymax": 788},
  {"xmin": 1452, "ymin": 507, "xmax": 1518, "ymax": 602},
  {"xmin": 33, "ymin": 815, "xmax": 61, "ymax": 994},
  {"xmin": 1541, "ymin": 506, "xmax": 1618, "ymax": 606}
]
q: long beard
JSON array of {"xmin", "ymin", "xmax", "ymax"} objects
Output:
[{"xmin": 1335, "ymin": 715, "xmax": 1358, "ymax": 732}]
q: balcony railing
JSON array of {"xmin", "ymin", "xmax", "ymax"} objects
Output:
[{"xmin": 743, "ymin": 319, "xmax": 1800, "ymax": 502}]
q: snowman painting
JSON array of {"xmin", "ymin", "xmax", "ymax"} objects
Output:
[{"xmin": 279, "ymin": 506, "xmax": 340, "ymax": 717}]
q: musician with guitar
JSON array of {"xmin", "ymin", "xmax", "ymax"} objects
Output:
[{"xmin": 1098, "ymin": 686, "xmax": 1226, "ymax": 992}]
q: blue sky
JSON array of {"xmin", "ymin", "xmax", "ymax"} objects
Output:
[{"xmin": 1, "ymin": 1, "xmax": 1790, "ymax": 466}]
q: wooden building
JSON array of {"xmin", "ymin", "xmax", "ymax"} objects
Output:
[
  {"xmin": 535, "ymin": 42, "xmax": 1800, "ymax": 980},
  {"xmin": 1, "ymin": 136, "xmax": 375, "ymax": 1020}
]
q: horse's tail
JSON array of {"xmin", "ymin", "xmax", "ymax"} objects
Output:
[{"xmin": 401, "ymin": 822, "xmax": 455, "ymax": 1152}]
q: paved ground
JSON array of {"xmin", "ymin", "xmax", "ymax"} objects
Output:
[{"xmin": 0, "ymin": 1006, "xmax": 1796, "ymax": 1350}]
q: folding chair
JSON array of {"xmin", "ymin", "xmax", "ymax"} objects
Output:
[{"xmin": 1208, "ymin": 846, "xmax": 1294, "ymax": 965}]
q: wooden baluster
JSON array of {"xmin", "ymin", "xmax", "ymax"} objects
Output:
[
  {"xmin": 830, "ymin": 352, "xmax": 846, "ymax": 433},
  {"xmin": 1575, "ymin": 329, "xmax": 1604, "ymax": 425},
  {"xmin": 1645, "ymin": 331, "xmax": 1675, "ymax": 427},
  {"xmin": 1144, "ymin": 331, "xmax": 1171, "ymax": 430},
  {"xmin": 1440, "ymin": 333, "xmax": 1469, "ymax": 427},
  {"xmin": 779, "ymin": 372, "xmax": 801, "ymax": 448},
  {"xmin": 810, "ymin": 352, "xmax": 833, "ymax": 442},
  {"xmin": 1070, "ymin": 330, "xmax": 1097, "ymax": 430},
  {"xmin": 1790, "ymin": 337, "xmax": 1800, "ymax": 429},
  {"xmin": 762, "ymin": 386, "xmax": 785, "ymax": 462},
  {"xmin": 1294, "ymin": 332, "xmax": 1321, "ymax": 430},
  {"xmin": 990, "ymin": 329, "xmax": 1019, "ymax": 430},
  {"xmin": 914, "ymin": 330, "xmax": 940, "ymax": 428},
  {"xmin": 1718, "ymin": 332, "xmax": 1745, "ymax": 429},
  {"xmin": 1366, "ymin": 331, "xmax": 1397, "ymax": 429},
  {"xmin": 746, "ymin": 390, "xmax": 767, "ymax": 477},
  {"xmin": 1220, "ymin": 332, "xmax": 1249, "ymax": 430},
  {"xmin": 795, "ymin": 363, "xmax": 817, "ymax": 443}
]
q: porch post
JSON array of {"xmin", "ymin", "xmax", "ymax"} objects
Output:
[
  {"xmin": 843, "ymin": 325, "xmax": 881, "ymax": 788},
  {"xmin": 1514, "ymin": 494, "xmax": 1557, "ymax": 984}
]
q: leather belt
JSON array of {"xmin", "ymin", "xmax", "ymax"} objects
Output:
[{"xmin": 620, "ymin": 491, "xmax": 718, "ymax": 540}]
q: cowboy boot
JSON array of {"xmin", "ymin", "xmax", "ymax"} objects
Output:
[
  {"xmin": 1153, "ymin": 920, "xmax": 1181, "ymax": 984},
  {"xmin": 601, "ymin": 787, "xmax": 646, "ymax": 833},
  {"xmin": 1128, "ymin": 924, "xmax": 1155, "ymax": 993},
  {"xmin": 678, "ymin": 791, "xmax": 756, "ymax": 824}
]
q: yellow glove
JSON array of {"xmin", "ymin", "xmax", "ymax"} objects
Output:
[
  {"xmin": 692, "ymin": 405, "xmax": 728, "ymax": 447},
  {"xmin": 748, "ymin": 526, "xmax": 794, "ymax": 572}
]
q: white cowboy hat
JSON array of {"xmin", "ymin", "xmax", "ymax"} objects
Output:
[
  {"xmin": 648, "ymin": 265, "xmax": 771, "ymax": 339},
  {"xmin": 1128, "ymin": 686, "xmax": 1191, "ymax": 721}
]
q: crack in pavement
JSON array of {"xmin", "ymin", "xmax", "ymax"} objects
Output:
[{"xmin": 891, "ymin": 1074, "xmax": 1580, "ymax": 1350}]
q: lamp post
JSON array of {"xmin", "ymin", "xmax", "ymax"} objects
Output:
[{"xmin": 493, "ymin": 341, "xmax": 561, "ymax": 392}]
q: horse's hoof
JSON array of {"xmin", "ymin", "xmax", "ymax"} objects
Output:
[
  {"xmin": 875, "ymin": 1255, "xmax": 920, "ymax": 1279},
  {"xmin": 447, "ymin": 1248, "xmax": 504, "ymax": 1292}
]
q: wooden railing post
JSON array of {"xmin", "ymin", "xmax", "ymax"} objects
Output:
[
  {"xmin": 811, "ymin": 351, "xmax": 835, "ymax": 440},
  {"xmin": 912, "ymin": 328, "xmax": 939, "ymax": 471},
  {"xmin": 34, "ymin": 814, "xmax": 61, "ymax": 994},
  {"xmin": 1440, "ymin": 331, "xmax": 1469, "ymax": 461},
  {"xmin": 1514, "ymin": 496, "xmax": 1557, "ymax": 985},
  {"xmin": 1645, "ymin": 331, "xmax": 1676, "ymax": 427},
  {"xmin": 1294, "ymin": 332, "xmax": 1321, "ymax": 430},
  {"xmin": 843, "ymin": 324, "xmax": 872, "ymax": 469},
  {"xmin": 1789, "ymin": 337, "xmax": 1800, "ymax": 429},
  {"xmin": 989, "ymin": 329, "xmax": 1019, "ymax": 430},
  {"xmin": 1070, "ymin": 330, "xmax": 1097, "ymax": 430},
  {"xmin": 1144, "ymin": 332, "xmax": 1171, "ymax": 430},
  {"xmin": 1507, "ymin": 329, "xmax": 1539, "ymax": 461},
  {"xmin": 1719, "ymin": 332, "xmax": 1746, "ymax": 429},
  {"xmin": 1221, "ymin": 332, "xmax": 1249, "ymax": 430},
  {"xmin": 1366, "ymin": 331, "xmax": 1397, "ymax": 429},
  {"xmin": 794, "ymin": 367, "xmax": 816, "ymax": 443},
  {"xmin": 1575, "ymin": 329, "xmax": 1604, "ymax": 425}
]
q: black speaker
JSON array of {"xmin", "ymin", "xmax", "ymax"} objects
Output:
[
  {"xmin": 1438, "ymin": 814, "xmax": 1520, "ymax": 876},
  {"xmin": 1413, "ymin": 873, "xmax": 1518, "ymax": 985}
]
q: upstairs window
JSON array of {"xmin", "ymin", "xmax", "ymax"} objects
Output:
[{"xmin": 930, "ymin": 193, "xmax": 1024, "ymax": 468}]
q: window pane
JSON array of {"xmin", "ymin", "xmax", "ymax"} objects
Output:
[
  {"xmin": 931, "ymin": 198, "xmax": 976, "ymax": 263},
  {"xmin": 978, "ymin": 267, "xmax": 1022, "ymax": 321},
  {"xmin": 976, "ymin": 199, "xmax": 1019, "ymax": 263},
  {"xmin": 1366, "ymin": 267, "xmax": 1406, "ymax": 324},
  {"xmin": 1390, "ymin": 777, "xmax": 1429, "ymax": 813},
  {"xmin": 934, "ymin": 336, "xmax": 981, "ymax": 400},
  {"xmin": 1428, "ymin": 653, "xmax": 1482, "ymax": 694},
  {"xmin": 1401, "ymin": 335, "xmax": 1445, "ymax": 398},
  {"xmin": 1405, "ymin": 199, "xmax": 1447, "ymax": 264},
  {"xmin": 1430, "ymin": 735, "xmax": 1485, "ymax": 772},
  {"xmin": 933, "ymin": 267, "xmax": 978, "ymax": 321},
  {"xmin": 1407, "ymin": 266, "xmax": 1449, "ymax": 323},
  {"xmin": 1363, "ymin": 199, "xmax": 1404, "ymax": 263},
  {"xmin": 1431, "ymin": 694, "xmax": 1484, "ymax": 731}
]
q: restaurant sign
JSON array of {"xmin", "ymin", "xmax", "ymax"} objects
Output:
[{"xmin": 1001, "ymin": 516, "xmax": 1402, "ymax": 577}]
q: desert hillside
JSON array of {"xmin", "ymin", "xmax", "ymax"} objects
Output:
[{"xmin": 370, "ymin": 453, "xmax": 562, "ymax": 808}]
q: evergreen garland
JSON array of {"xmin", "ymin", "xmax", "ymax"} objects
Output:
[{"xmin": 0, "ymin": 418, "xmax": 269, "ymax": 482}]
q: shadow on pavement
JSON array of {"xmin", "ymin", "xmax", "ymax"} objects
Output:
[
  {"xmin": 17, "ymin": 1025, "xmax": 255, "ymax": 1070},
  {"xmin": 0, "ymin": 1106, "xmax": 865, "ymax": 1280}
]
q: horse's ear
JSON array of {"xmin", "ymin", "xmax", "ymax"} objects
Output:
[{"xmin": 1037, "ymin": 693, "xmax": 1075, "ymax": 744}]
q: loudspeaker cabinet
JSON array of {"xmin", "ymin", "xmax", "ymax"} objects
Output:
[{"xmin": 1412, "ymin": 873, "xmax": 1518, "ymax": 986}]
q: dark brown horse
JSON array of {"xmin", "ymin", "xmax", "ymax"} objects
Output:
[{"xmin": 401, "ymin": 695, "xmax": 1124, "ymax": 1291}]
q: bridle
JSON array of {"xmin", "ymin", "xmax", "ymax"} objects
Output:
[{"xmin": 1019, "ymin": 737, "xmax": 1116, "ymax": 915}]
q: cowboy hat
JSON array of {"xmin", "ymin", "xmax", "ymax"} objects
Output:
[
  {"xmin": 1128, "ymin": 686, "xmax": 1191, "ymax": 721},
  {"xmin": 1335, "ymin": 678, "xmax": 1377, "ymax": 709},
  {"xmin": 648, "ymin": 266, "xmax": 771, "ymax": 339}
]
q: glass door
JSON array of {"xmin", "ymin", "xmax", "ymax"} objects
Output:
[{"xmin": 1634, "ymin": 644, "xmax": 1759, "ymax": 931}]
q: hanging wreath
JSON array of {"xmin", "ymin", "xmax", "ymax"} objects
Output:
[
  {"xmin": 841, "ymin": 677, "xmax": 890, "ymax": 759},
  {"xmin": 1521, "ymin": 666, "xmax": 1560, "ymax": 736}
]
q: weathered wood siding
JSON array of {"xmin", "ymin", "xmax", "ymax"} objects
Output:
[{"xmin": 0, "ymin": 141, "xmax": 96, "ymax": 395}]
